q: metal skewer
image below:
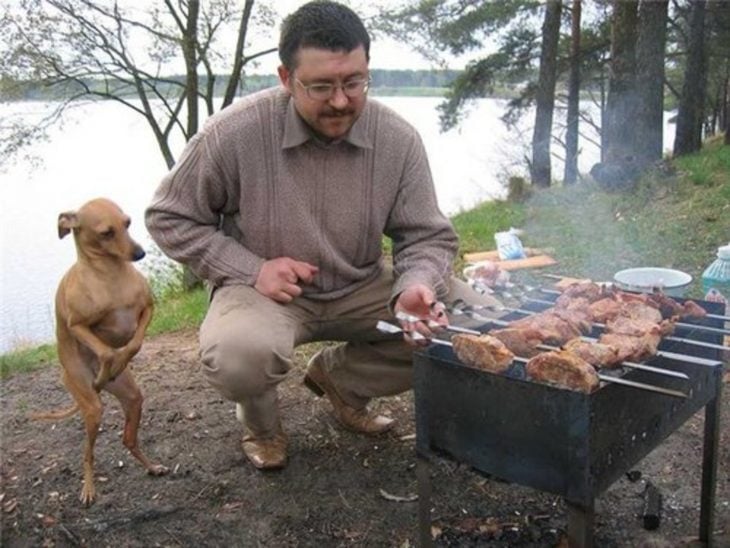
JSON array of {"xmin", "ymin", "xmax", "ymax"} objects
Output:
[
  {"xmin": 447, "ymin": 307, "xmax": 723, "ymax": 367},
  {"xmin": 523, "ymin": 296, "xmax": 730, "ymax": 339},
  {"xmin": 375, "ymin": 321, "xmax": 452, "ymax": 347},
  {"xmin": 516, "ymin": 297, "xmax": 730, "ymax": 350},
  {"xmin": 538, "ymin": 285, "xmax": 730, "ymax": 323},
  {"xmin": 410, "ymin": 312, "xmax": 689, "ymax": 380},
  {"xmin": 377, "ymin": 321, "xmax": 687, "ymax": 399}
]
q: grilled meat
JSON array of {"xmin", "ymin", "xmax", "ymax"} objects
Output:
[
  {"xmin": 491, "ymin": 327, "xmax": 544, "ymax": 357},
  {"xmin": 598, "ymin": 331, "xmax": 661, "ymax": 362},
  {"xmin": 556, "ymin": 281, "xmax": 707, "ymax": 320},
  {"xmin": 526, "ymin": 350, "xmax": 600, "ymax": 393},
  {"xmin": 606, "ymin": 316, "xmax": 675, "ymax": 337},
  {"xmin": 648, "ymin": 292, "xmax": 707, "ymax": 319},
  {"xmin": 563, "ymin": 338, "xmax": 622, "ymax": 368},
  {"xmin": 554, "ymin": 281, "xmax": 607, "ymax": 307},
  {"xmin": 588, "ymin": 298, "xmax": 623, "ymax": 323},
  {"xmin": 510, "ymin": 311, "xmax": 584, "ymax": 345},
  {"xmin": 452, "ymin": 333, "xmax": 515, "ymax": 373}
]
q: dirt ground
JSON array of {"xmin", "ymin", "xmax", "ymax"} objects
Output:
[{"xmin": 1, "ymin": 328, "xmax": 729, "ymax": 547}]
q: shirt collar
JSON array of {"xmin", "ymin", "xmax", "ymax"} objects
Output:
[{"xmin": 281, "ymin": 98, "xmax": 373, "ymax": 150}]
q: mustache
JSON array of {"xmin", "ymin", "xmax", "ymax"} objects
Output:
[{"xmin": 321, "ymin": 109, "xmax": 353, "ymax": 117}]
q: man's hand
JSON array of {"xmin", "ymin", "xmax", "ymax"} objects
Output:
[
  {"xmin": 393, "ymin": 284, "xmax": 447, "ymax": 346},
  {"xmin": 255, "ymin": 257, "xmax": 319, "ymax": 303}
]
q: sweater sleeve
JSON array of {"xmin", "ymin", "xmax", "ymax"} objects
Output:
[
  {"xmin": 384, "ymin": 130, "xmax": 458, "ymax": 304},
  {"xmin": 145, "ymin": 126, "xmax": 265, "ymax": 287}
]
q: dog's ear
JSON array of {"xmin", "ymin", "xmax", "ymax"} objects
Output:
[{"xmin": 58, "ymin": 211, "xmax": 79, "ymax": 239}]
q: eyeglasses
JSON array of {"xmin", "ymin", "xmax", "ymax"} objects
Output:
[{"xmin": 295, "ymin": 77, "xmax": 371, "ymax": 101}]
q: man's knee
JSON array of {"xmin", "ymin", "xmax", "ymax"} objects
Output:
[{"xmin": 199, "ymin": 333, "xmax": 290, "ymax": 402}]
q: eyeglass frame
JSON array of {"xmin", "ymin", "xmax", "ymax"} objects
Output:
[{"xmin": 294, "ymin": 76, "xmax": 371, "ymax": 101}]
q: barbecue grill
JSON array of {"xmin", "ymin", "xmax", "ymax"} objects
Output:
[{"xmin": 413, "ymin": 293, "xmax": 726, "ymax": 547}]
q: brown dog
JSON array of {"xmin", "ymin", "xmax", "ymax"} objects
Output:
[{"xmin": 34, "ymin": 197, "xmax": 167, "ymax": 506}]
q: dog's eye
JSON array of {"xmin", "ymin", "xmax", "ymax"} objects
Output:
[
  {"xmin": 100, "ymin": 229, "xmax": 115, "ymax": 239},
  {"xmin": 124, "ymin": 218, "xmax": 131, "ymax": 229}
]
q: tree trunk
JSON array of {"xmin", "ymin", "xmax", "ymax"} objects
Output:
[
  {"xmin": 635, "ymin": 0, "xmax": 668, "ymax": 170},
  {"xmin": 564, "ymin": 0, "xmax": 582, "ymax": 186},
  {"xmin": 183, "ymin": 0, "xmax": 200, "ymax": 140},
  {"xmin": 222, "ymin": 0, "xmax": 256, "ymax": 109},
  {"xmin": 603, "ymin": 0, "xmax": 638, "ymax": 165},
  {"xmin": 725, "ymin": 73, "xmax": 730, "ymax": 145},
  {"xmin": 673, "ymin": 0, "xmax": 708, "ymax": 156},
  {"xmin": 531, "ymin": 0, "xmax": 562, "ymax": 188}
]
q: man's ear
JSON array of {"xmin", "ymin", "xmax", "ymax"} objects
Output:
[
  {"xmin": 278, "ymin": 65, "xmax": 292, "ymax": 92},
  {"xmin": 58, "ymin": 211, "xmax": 79, "ymax": 239}
]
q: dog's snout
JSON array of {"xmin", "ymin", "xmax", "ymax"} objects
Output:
[{"xmin": 132, "ymin": 246, "xmax": 146, "ymax": 262}]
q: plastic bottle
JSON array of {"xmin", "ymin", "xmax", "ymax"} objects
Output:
[{"xmin": 701, "ymin": 243, "xmax": 730, "ymax": 320}]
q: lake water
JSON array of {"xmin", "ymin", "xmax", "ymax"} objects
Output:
[{"xmin": 0, "ymin": 96, "xmax": 675, "ymax": 352}]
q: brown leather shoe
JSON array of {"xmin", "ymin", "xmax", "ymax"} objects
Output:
[
  {"xmin": 304, "ymin": 357, "xmax": 395, "ymax": 435},
  {"xmin": 241, "ymin": 431, "xmax": 288, "ymax": 470}
]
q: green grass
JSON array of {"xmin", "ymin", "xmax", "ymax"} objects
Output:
[
  {"xmin": 450, "ymin": 200, "xmax": 527, "ymax": 270},
  {"xmin": 2, "ymin": 139, "xmax": 728, "ymax": 376},
  {"xmin": 147, "ymin": 287, "xmax": 208, "ymax": 336},
  {"xmin": 0, "ymin": 343, "xmax": 57, "ymax": 379}
]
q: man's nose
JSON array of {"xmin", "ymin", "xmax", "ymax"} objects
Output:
[{"xmin": 328, "ymin": 86, "xmax": 349, "ymax": 108}]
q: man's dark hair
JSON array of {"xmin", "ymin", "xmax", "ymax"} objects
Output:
[{"xmin": 279, "ymin": 0, "xmax": 370, "ymax": 70}]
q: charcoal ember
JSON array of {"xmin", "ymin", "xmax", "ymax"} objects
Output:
[
  {"xmin": 642, "ymin": 481, "xmax": 663, "ymax": 531},
  {"xmin": 626, "ymin": 470, "xmax": 642, "ymax": 482}
]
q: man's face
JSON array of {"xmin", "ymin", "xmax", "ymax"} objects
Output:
[{"xmin": 278, "ymin": 45, "xmax": 369, "ymax": 141}]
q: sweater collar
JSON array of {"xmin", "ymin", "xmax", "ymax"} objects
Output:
[{"xmin": 281, "ymin": 98, "xmax": 373, "ymax": 150}]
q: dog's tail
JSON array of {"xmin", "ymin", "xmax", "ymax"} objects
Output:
[{"xmin": 30, "ymin": 403, "xmax": 79, "ymax": 421}]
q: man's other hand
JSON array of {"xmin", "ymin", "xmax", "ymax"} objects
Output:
[{"xmin": 255, "ymin": 257, "xmax": 319, "ymax": 303}]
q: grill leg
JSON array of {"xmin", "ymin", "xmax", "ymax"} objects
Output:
[
  {"xmin": 566, "ymin": 499, "xmax": 594, "ymax": 548},
  {"xmin": 417, "ymin": 455, "xmax": 433, "ymax": 548},
  {"xmin": 699, "ymin": 390, "xmax": 722, "ymax": 546}
]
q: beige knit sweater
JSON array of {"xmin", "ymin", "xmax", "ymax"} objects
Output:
[{"xmin": 145, "ymin": 87, "xmax": 457, "ymax": 302}]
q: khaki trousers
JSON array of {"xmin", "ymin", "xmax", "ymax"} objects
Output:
[{"xmin": 199, "ymin": 265, "xmax": 498, "ymax": 436}]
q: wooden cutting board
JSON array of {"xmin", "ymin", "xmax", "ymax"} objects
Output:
[{"xmin": 463, "ymin": 248, "xmax": 557, "ymax": 271}]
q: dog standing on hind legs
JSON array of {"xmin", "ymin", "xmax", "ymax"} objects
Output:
[{"xmin": 34, "ymin": 197, "xmax": 168, "ymax": 506}]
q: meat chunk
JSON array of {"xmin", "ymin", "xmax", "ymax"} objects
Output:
[
  {"xmin": 588, "ymin": 297, "xmax": 623, "ymax": 323},
  {"xmin": 491, "ymin": 327, "xmax": 544, "ymax": 357},
  {"xmin": 554, "ymin": 281, "xmax": 605, "ymax": 305},
  {"xmin": 647, "ymin": 292, "xmax": 708, "ymax": 319},
  {"xmin": 452, "ymin": 333, "xmax": 515, "ymax": 373},
  {"xmin": 526, "ymin": 350, "xmax": 600, "ymax": 393},
  {"xmin": 605, "ymin": 316, "xmax": 675, "ymax": 337},
  {"xmin": 679, "ymin": 299, "xmax": 708, "ymax": 318},
  {"xmin": 563, "ymin": 338, "xmax": 622, "ymax": 369},
  {"xmin": 598, "ymin": 332, "xmax": 661, "ymax": 362},
  {"xmin": 510, "ymin": 312, "xmax": 583, "ymax": 345}
]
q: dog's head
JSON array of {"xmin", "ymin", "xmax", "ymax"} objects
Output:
[{"xmin": 58, "ymin": 198, "xmax": 146, "ymax": 262}]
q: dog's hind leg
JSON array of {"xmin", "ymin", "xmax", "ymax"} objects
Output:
[
  {"xmin": 60, "ymin": 366, "xmax": 103, "ymax": 507},
  {"xmin": 106, "ymin": 369, "xmax": 169, "ymax": 477}
]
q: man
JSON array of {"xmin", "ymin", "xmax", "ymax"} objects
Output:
[{"xmin": 146, "ymin": 0, "xmax": 499, "ymax": 470}]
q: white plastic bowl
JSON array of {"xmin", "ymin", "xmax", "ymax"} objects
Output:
[{"xmin": 613, "ymin": 267, "xmax": 692, "ymax": 297}]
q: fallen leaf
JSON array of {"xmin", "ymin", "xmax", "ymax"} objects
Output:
[{"xmin": 3, "ymin": 499, "xmax": 18, "ymax": 513}]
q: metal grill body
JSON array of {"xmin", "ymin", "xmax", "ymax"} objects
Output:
[{"xmin": 414, "ymin": 298, "xmax": 725, "ymax": 547}]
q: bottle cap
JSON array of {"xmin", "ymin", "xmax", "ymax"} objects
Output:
[{"xmin": 718, "ymin": 244, "xmax": 730, "ymax": 260}]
